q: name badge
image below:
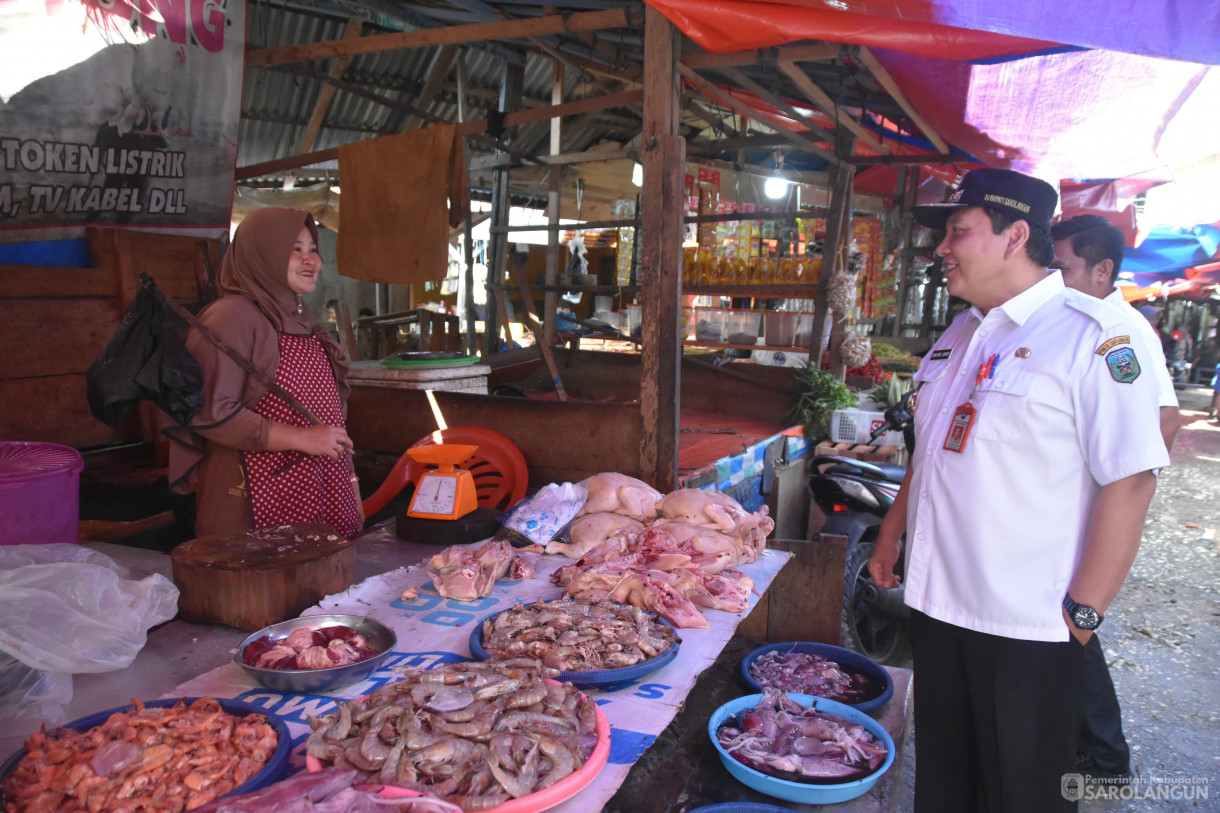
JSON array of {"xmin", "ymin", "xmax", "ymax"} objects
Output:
[{"xmin": 943, "ymin": 401, "xmax": 976, "ymax": 453}]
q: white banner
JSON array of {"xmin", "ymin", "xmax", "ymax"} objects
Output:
[{"xmin": 0, "ymin": 0, "xmax": 245, "ymax": 238}]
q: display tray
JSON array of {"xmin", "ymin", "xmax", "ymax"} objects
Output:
[
  {"xmin": 708, "ymin": 693, "xmax": 895, "ymax": 805},
  {"xmin": 469, "ymin": 599, "xmax": 681, "ymax": 688},
  {"xmin": 0, "ymin": 697, "xmax": 292, "ymax": 809},
  {"xmin": 381, "ymin": 352, "xmax": 479, "ymax": 368},
  {"xmin": 306, "ymin": 682, "xmax": 611, "ymax": 813},
  {"xmin": 740, "ymin": 641, "xmax": 893, "ymax": 713}
]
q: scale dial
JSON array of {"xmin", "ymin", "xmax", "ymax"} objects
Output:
[{"xmin": 411, "ymin": 473, "xmax": 460, "ymax": 515}]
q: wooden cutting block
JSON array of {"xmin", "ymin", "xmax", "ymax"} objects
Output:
[{"xmin": 171, "ymin": 522, "xmax": 356, "ymax": 631}]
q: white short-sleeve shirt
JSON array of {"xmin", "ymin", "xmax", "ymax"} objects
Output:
[
  {"xmin": 904, "ymin": 273, "xmax": 1169, "ymax": 642},
  {"xmin": 1103, "ymin": 288, "xmax": 1178, "ymax": 408}
]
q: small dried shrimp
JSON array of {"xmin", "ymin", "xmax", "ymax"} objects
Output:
[
  {"xmin": 481, "ymin": 598, "xmax": 679, "ymax": 672},
  {"xmin": 305, "ymin": 661, "xmax": 600, "ymax": 812},
  {"xmin": 1, "ymin": 697, "xmax": 277, "ymax": 813}
]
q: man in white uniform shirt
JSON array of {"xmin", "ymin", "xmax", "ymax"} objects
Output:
[
  {"xmin": 1051, "ymin": 214, "xmax": 1178, "ymax": 783},
  {"xmin": 868, "ymin": 169, "xmax": 1168, "ymax": 812}
]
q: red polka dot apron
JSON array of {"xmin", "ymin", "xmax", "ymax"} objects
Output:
[{"xmin": 243, "ymin": 333, "xmax": 361, "ymax": 537}]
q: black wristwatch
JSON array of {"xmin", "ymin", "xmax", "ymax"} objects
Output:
[{"xmin": 1063, "ymin": 594, "xmax": 1103, "ymax": 630}]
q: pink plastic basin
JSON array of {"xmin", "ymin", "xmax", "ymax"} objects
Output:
[{"xmin": 0, "ymin": 442, "xmax": 84, "ymax": 545}]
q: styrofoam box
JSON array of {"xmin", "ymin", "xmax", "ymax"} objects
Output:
[{"xmin": 829, "ymin": 408, "xmax": 904, "ymax": 446}]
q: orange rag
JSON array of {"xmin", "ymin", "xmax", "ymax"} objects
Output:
[{"xmin": 337, "ymin": 124, "xmax": 470, "ymax": 283}]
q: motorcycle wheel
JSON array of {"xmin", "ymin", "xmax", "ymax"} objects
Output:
[{"xmin": 842, "ymin": 539, "xmax": 909, "ymax": 665}]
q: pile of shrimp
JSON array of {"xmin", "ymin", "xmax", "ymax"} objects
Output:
[
  {"xmin": 305, "ymin": 660, "xmax": 600, "ymax": 811},
  {"xmin": 2, "ymin": 697, "xmax": 278, "ymax": 813},
  {"xmin": 481, "ymin": 597, "xmax": 678, "ymax": 671}
]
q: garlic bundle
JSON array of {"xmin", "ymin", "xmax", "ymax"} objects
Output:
[
  {"xmin": 827, "ymin": 271, "xmax": 858, "ymax": 314},
  {"xmin": 840, "ymin": 332, "xmax": 872, "ymax": 368}
]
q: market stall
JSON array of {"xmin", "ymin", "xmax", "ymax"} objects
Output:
[{"xmin": 0, "ymin": 527, "xmax": 913, "ymax": 812}]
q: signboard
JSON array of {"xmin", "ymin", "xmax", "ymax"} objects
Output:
[{"xmin": 0, "ymin": 0, "xmax": 246, "ymax": 239}]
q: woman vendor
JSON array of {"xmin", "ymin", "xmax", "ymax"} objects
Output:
[{"xmin": 168, "ymin": 207, "xmax": 363, "ymax": 538}]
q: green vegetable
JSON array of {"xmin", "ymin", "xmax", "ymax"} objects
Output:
[{"xmin": 790, "ymin": 363, "xmax": 857, "ymax": 442}]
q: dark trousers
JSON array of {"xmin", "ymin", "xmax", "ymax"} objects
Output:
[
  {"xmin": 911, "ymin": 611, "xmax": 1086, "ymax": 813},
  {"xmin": 1077, "ymin": 633, "xmax": 1130, "ymax": 772}
]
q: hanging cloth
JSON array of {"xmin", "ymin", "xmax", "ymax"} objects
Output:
[
  {"xmin": 336, "ymin": 124, "xmax": 470, "ymax": 284},
  {"xmin": 243, "ymin": 333, "xmax": 361, "ymax": 537}
]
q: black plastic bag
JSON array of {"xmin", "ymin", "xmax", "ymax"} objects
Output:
[{"xmin": 86, "ymin": 284, "xmax": 204, "ymax": 427}]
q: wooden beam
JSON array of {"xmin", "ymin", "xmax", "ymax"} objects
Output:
[
  {"xmin": 682, "ymin": 96, "xmax": 741, "ymax": 138},
  {"xmin": 676, "ymin": 63, "xmax": 840, "ymax": 166},
  {"xmin": 470, "ymin": 145, "xmax": 634, "ymax": 171},
  {"xmin": 639, "ymin": 5, "xmax": 684, "ymax": 492},
  {"xmin": 852, "ymin": 152, "xmax": 968, "ymax": 166},
  {"xmin": 298, "ymin": 18, "xmax": 362, "ymax": 154},
  {"xmin": 777, "ymin": 58, "xmax": 890, "ymax": 155},
  {"xmin": 681, "ymin": 42, "xmax": 840, "ymax": 70},
  {"xmin": 719, "ymin": 66, "xmax": 837, "ymax": 145},
  {"xmin": 405, "ymin": 44, "xmax": 458, "ymax": 131},
  {"xmin": 247, "ymin": 7, "xmax": 629, "ymax": 67},
  {"xmin": 235, "ymin": 88, "xmax": 643, "ymax": 180},
  {"xmin": 856, "ymin": 46, "xmax": 950, "ymax": 154}
]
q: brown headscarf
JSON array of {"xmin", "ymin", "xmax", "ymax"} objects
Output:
[{"xmin": 219, "ymin": 207, "xmax": 350, "ymax": 393}]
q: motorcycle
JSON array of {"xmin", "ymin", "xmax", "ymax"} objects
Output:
[{"xmin": 806, "ymin": 392, "xmax": 914, "ymax": 664}]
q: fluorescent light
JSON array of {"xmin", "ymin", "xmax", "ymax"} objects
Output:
[
  {"xmin": 632, "ymin": 162, "xmax": 643, "ymax": 187},
  {"xmin": 764, "ymin": 176, "xmax": 791, "ymax": 199}
]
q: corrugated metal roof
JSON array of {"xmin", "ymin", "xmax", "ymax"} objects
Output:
[{"xmin": 237, "ymin": 0, "xmax": 912, "ymax": 192}]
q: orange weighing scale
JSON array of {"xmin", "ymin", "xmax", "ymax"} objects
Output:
[{"xmin": 398, "ymin": 444, "xmax": 501, "ymax": 544}]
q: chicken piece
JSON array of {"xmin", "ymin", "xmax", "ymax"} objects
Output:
[
  {"xmin": 545, "ymin": 512, "xmax": 644, "ymax": 559},
  {"xmin": 652, "ymin": 519, "xmax": 740, "ymax": 573},
  {"xmin": 565, "ymin": 565, "xmax": 710, "ymax": 629},
  {"xmin": 647, "ymin": 567, "xmax": 751, "ymax": 613},
  {"xmin": 296, "ymin": 645, "xmax": 333, "ymax": 670},
  {"xmin": 255, "ymin": 645, "xmax": 298, "ymax": 669},
  {"xmin": 577, "ymin": 473, "xmax": 663, "ymax": 521},
  {"xmin": 284, "ymin": 627, "xmax": 323, "ymax": 652},
  {"xmin": 426, "ymin": 540, "xmax": 519, "ymax": 600}
]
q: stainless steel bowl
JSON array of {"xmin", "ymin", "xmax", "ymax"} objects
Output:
[{"xmin": 234, "ymin": 613, "xmax": 396, "ymax": 694}]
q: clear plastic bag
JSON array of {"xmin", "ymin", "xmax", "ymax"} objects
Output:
[
  {"xmin": 0, "ymin": 544, "xmax": 179, "ymax": 723},
  {"xmin": 499, "ymin": 482, "xmax": 588, "ymax": 545}
]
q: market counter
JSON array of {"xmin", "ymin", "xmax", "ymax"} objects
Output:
[{"xmin": 1, "ymin": 534, "xmax": 911, "ymax": 813}]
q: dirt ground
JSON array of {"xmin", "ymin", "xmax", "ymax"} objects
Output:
[{"xmin": 892, "ymin": 384, "xmax": 1220, "ymax": 811}]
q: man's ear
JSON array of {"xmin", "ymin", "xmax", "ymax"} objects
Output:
[
  {"xmin": 1003, "ymin": 220, "xmax": 1030, "ymax": 259},
  {"xmin": 1093, "ymin": 258, "xmax": 1114, "ymax": 286}
]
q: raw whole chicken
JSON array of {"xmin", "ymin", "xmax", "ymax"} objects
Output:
[
  {"xmin": 658, "ymin": 489, "xmax": 775, "ymax": 556},
  {"xmin": 425, "ymin": 540, "xmax": 533, "ymax": 600},
  {"xmin": 577, "ymin": 473, "xmax": 663, "ymax": 521},
  {"xmin": 545, "ymin": 512, "xmax": 644, "ymax": 559}
]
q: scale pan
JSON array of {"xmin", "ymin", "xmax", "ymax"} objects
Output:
[{"xmin": 406, "ymin": 443, "xmax": 479, "ymax": 466}]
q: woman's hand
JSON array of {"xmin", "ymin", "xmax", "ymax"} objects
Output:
[
  {"xmin": 268, "ymin": 422, "xmax": 353, "ymax": 458},
  {"xmin": 301, "ymin": 424, "xmax": 354, "ymax": 458}
]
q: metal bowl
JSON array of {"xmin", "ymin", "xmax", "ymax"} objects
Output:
[{"xmin": 235, "ymin": 613, "xmax": 396, "ymax": 694}]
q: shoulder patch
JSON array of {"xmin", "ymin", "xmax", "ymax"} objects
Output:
[
  {"xmin": 1105, "ymin": 346, "xmax": 1141, "ymax": 383},
  {"xmin": 1096, "ymin": 335, "xmax": 1131, "ymax": 355}
]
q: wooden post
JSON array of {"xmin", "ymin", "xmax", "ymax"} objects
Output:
[
  {"xmin": 544, "ymin": 60, "xmax": 564, "ymax": 347},
  {"xmin": 483, "ymin": 60, "xmax": 523, "ymax": 355},
  {"xmin": 638, "ymin": 6, "xmax": 684, "ymax": 492},
  {"xmin": 891, "ymin": 165, "xmax": 919, "ymax": 338},
  {"xmin": 809, "ymin": 128, "xmax": 855, "ymax": 379},
  {"xmin": 457, "ymin": 57, "xmax": 478, "ymax": 357}
]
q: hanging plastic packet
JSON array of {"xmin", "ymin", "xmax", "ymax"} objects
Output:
[{"xmin": 499, "ymin": 481, "xmax": 589, "ymax": 546}]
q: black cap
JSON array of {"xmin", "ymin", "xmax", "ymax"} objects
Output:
[{"xmin": 913, "ymin": 168, "xmax": 1057, "ymax": 233}]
